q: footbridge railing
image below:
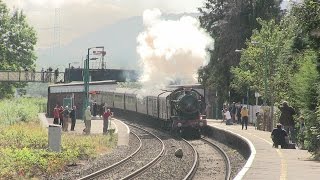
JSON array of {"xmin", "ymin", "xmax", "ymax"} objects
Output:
[{"xmin": 0, "ymin": 70, "xmax": 65, "ymax": 83}]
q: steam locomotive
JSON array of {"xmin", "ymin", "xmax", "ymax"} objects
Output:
[{"xmin": 101, "ymin": 84, "xmax": 207, "ymax": 137}]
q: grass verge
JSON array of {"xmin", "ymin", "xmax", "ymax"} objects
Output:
[{"xmin": 0, "ymin": 98, "xmax": 117, "ymax": 179}]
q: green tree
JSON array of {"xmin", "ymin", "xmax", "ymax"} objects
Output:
[
  {"xmin": 0, "ymin": 1, "xmax": 37, "ymax": 98},
  {"xmin": 198, "ymin": 0, "xmax": 282, "ymax": 114},
  {"xmin": 289, "ymin": 50, "xmax": 320, "ymax": 158},
  {"xmin": 290, "ymin": 51, "xmax": 319, "ymax": 111},
  {"xmin": 290, "ymin": 0, "xmax": 320, "ymax": 158},
  {"xmin": 231, "ymin": 17, "xmax": 300, "ymax": 105}
]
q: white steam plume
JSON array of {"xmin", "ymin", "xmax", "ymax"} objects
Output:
[{"xmin": 137, "ymin": 9, "xmax": 213, "ymax": 89}]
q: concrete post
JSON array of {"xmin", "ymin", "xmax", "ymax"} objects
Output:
[{"xmin": 48, "ymin": 124, "xmax": 61, "ymax": 152}]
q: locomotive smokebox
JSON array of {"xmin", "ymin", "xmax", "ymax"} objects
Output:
[{"xmin": 177, "ymin": 93, "xmax": 200, "ymax": 114}]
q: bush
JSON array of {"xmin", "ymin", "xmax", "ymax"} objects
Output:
[
  {"xmin": 0, "ymin": 97, "xmax": 46, "ymax": 125},
  {"xmin": 289, "ymin": 50, "xmax": 320, "ymax": 158}
]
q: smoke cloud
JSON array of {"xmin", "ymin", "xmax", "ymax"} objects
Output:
[{"xmin": 137, "ymin": 9, "xmax": 213, "ymax": 89}]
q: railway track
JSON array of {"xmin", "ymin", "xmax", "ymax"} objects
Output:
[
  {"xmin": 78, "ymin": 124, "xmax": 165, "ymax": 180},
  {"xmin": 181, "ymin": 138, "xmax": 199, "ymax": 180},
  {"xmin": 124, "ymin": 123, "xmax": 199, "ymax": 180},
  {"xmin": 189, "ymin": 137, "xmax": 231, "ymax": 180}
]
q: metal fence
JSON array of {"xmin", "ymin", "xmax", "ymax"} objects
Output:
[
  {"xmin": 248, "ymin": 105, "xmax": 276, "ymax": 131},
  {"xmin": 0, "ymin": 71, "xmax": 65, "ymax": 83}
]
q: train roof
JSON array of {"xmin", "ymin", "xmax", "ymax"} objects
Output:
[
  {"xmin": 49, "ymin": 80, "xmax": 116, "ymax": 87},
  {"xmin": 48, "ymin": 81, "xmax": 204, "ymax": 95},
  {"xmin": 49, "ymin": 80, "xmax": 117, "ymax": 93},
  {"xmin": 167, "ymin": 83, "xmax": 203, "ymax": 89}
]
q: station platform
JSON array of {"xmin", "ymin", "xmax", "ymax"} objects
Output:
[
  {"xmin": 207, "ymin": 119, "xmax": 320, "ymax": 180},
  {"xmin": 38, "ymin": 113, "xmax": 129, "ymax": 146}
]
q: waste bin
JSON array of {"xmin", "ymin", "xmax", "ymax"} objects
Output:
[{"xmin": 48, "ymin": 124, "xmax": 61, "ymax": 152}]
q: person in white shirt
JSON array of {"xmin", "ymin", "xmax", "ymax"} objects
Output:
[{"xmin": 224, "ymin": 108, "xmax": 233, "ymax": 125}]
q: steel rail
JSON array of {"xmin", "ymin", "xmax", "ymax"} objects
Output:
[
  {"xmin": 182, "ymin": 138, "xmax": 199, "ymax": 180},
  {"xmin": 200, "ymin": 137, "xmax": 231, "ymax": 180},
  {"xmin": 78, "ymin": 131, "xmax": 141, "ymax": 180},
  {"xmin": 121, "ymin": 123, "xmax": 165, "ymax": 180}
]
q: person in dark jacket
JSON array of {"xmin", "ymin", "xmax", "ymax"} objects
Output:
[
  {"xmin": 278, "ymin": 101, "xmax": 296, "ymax": 142},
  {"xmin": 271, "ymin": 124, "xmax": 288, "ymax": 148},
  {"xmin": 92, "ymin": 101, "xmax": 98, "ymax": 117},
  {"xmin": 70, "ymin": 106, "xmax": 76, "ymax": 131},
  {"xmin": 236, "ymin": 102, "xmax": 242, "ymax": 124},
  {"xmin": 230, "ymin": 102, "xmax": 236, "ymax": 123}
]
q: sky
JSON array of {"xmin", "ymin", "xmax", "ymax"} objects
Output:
[{"xmin": 3, "ymin": 0, "xmax": 206, "ymax": 50}]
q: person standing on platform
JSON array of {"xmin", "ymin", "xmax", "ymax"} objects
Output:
[
  {"xmin": 99, "ymin": 103, "xmax": 105, "ymax": 118},
  {"xmin": 59, "ymin": 106, "xmax": 64, "ymax": 126},
  {"xmin": 62, "ymin": 106, "xmax": 70, "ymax": 131},
  {"xmin": 102, "ymin": 109, "xmax": 112, "ymax": 134},
  {"xmin": 278, "ymin": 101, "xmax": 296, "ymax": 142},
  {"xmin": 92, "ymin": 101, "xmax": 98, "ymax": 117},
  {"xmin": 31, "ymin": 69, "xmax": 35, "ymax": 81},
  {"xmin": 241, "ymin": 106, "xmax": 249, "ymax": 130},
  {"xmin": 53, "ymin": 104, "xmax": 60, "ymax": 124},
  {"xmin": 236, "ymin": 102, "xmax": 242, "ymax": 124},
  {"xmin": 84, "ymin": 106, "xmax": 92, "ymax": 134},
  {"xmin": 230, "ymin": 102, "xmax": 236, "ymax": 123},
  {"xmin": 41, "ymin": 68, "xmax": 44, "ymax": 82},
  {"xmin": 70, "ymin": 106, "xmax": 76, "ymax": 131},
  {"xmin": 24, "ymin": 68, "xmax": 29, "ymax": 81},
  {"xmin": 54, "ymin": 68, "xmax": 59, "ymax": 83}
]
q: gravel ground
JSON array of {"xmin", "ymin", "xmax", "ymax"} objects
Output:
[
  {"xmin": 114, "ymin": 112, "xmax": 197, "ymax": 180},
  {"xmin": 190, "ymin": 139, "xmax": 226, "ymax": 180},
  {"xmin": 116, "ymin": 110, "xmax": 247, "ymax": 179},
  {"xmin": 96, "ymin": 126, "xmax": 163, "ymax": 179},
  {"xmin": 42, "ymin": 134, "xmax": 140, "ymax": 180},
  {"xmin": 205, "ymin": 137, "xmax": 246, "ymax": 179},
  {"xmin": 136, "ymin": 137, "xmax": 195, "ymax": 180}
]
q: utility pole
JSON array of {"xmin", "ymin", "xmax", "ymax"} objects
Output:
[
  {"xmin": 83, "ymin": 46, "xmax": 104, "ymax": 117},
  {"xmin": 263, "ymin": 46, "xmax": 268, "ymax": 106}
]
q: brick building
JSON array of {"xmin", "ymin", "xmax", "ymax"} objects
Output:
[{"xmin": 47, "ymin": 81, "xmax": 117, "ymax": 118}]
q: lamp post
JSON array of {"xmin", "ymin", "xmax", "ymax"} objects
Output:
[
  {"xmin": 252, "ymin": 41, "xmax": 275, "ymax": 130},
  {"xmin": 251, "ymin": 41, "xmax": 268, "ymax": 106},
  {"xmin": 254, "ymin": 92, "xmax": 260, "ymax": 105},
  {"xmin": 235, "ymin": 48, "xmax": 250, "ymax": 107},
  {"xmin": 83, "ymin": 46, "xmax": 104, "ymax": 114},
  {"xmin": 215, "ymin": 91, "xmax": 218, "ymax": 119}
]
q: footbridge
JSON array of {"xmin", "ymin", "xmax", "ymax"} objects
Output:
[{"xmin": 0, "ymin": 70, "xmax": 65, "ymax": 83}]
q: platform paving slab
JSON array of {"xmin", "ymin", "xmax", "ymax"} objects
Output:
[
  {"xmin": 207, "ymin": 119, "xmax": 320, "ymax": 180},
  {"xmin": 38, "ymin": 113, "xmax": 129, "ymax": 146}
]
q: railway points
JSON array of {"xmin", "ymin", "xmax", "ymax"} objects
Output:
[{"xmin": 207, "ymin": 119, "xmax": 320, "ymax": 180}]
